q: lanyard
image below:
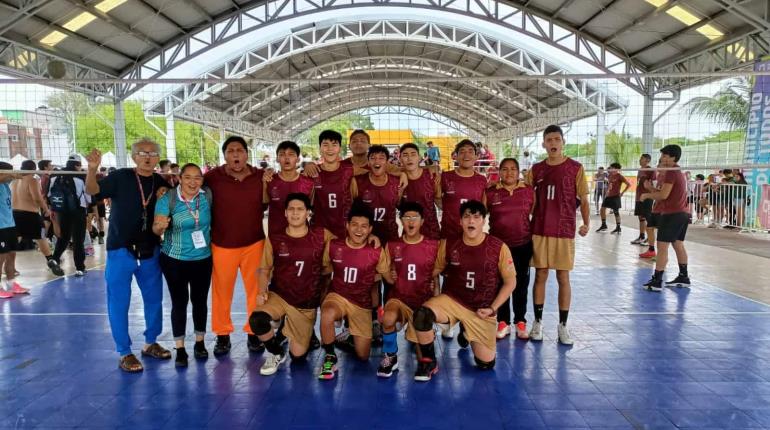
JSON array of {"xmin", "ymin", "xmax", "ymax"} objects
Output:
[
  {"xmin": 180, "ymin": 192, "xmax": 201, "ymax": 229},
  {"xmin": 134, "ymin": 170, "xmax": 155, "ymax": 210}
]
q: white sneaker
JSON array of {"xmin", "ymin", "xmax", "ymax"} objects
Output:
[
  {"xmin": 557, "ymin": 323, "xmax": 574, "ymax": 345},
  {"xmin": 496, "ymin": 322, "xmax": 511, "ymax": 339},
  {"xmin": 259, "ymin": 352, "xmax": 287, "ymax": 376},
  {"xmin": 638, "ymin": 239, "xmax": 649, "ymax": 246},
  {"xmin": 439, "ymin": 323, "xmax": 453, "ymax": 339},
  {"xmin": 529, "ymin": 321, "xmax": 543, "ymax": 341}
]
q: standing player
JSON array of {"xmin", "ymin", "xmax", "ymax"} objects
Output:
[
  {"xmin": 596, "ymin": 162, "xmax": 631, "ymax": 234},
  {"xmin": 437, "ymin": 140, "xmax": 488, "ymax": 241},
  {"xmin": 318, "ymin": 203, "xmax": 390, "ymax": 380},
  {"xmin": 249, "ymin": 193, "xmax": 335, "ymax": 375},
  {"xmin": 412, "ymin": 200, "xmax": 516, "ymax": 381},
  {"xmin": 640, "ymin": 145, "xmax": 691, "ymax": 291},
  {"xmin": 400, "ymin": 143, "xmax": 441, "ymax": 240},
  {"xmin": 376, "ymin": 202, "xmax": 442, "ymax": 377},
  {"xmin": 525, "ymin": 125, "xmax": 589, "ymax": 345},
  {"xmin": 0, "ymin": 163, "xmax": 26, "ymax": 298},
  {"xmin": 631, "ymin": 154, "xmax": 655, "ymax": 246},
  {"xmin": 483, "ymin": 158, "xmax": 535, "ymax": 339},
  {"xmin": 310, "ymin": 130, "xmax": 360, "ymax": 239},
  {"xmin": 264, "ymin": 140, "xmax": 315, "ymax": 238},
  {"xmin": 352, "ymin": 145, "xmax": 402, "ymax": 245}
]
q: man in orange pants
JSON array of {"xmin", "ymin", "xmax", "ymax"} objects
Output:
[{"xmin": 205, "ymin": 136, "xmax": 268, "ymax": 355}]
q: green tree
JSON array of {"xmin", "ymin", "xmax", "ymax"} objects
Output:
[
  {"xmin": 296, "ymin": 113, "xmax": 375, "ymax": 158},
  {"xmin": 46, "ymin": 92, "xmax": 90, "ymax": 145},
  {"xmin": 683, "ymin": 77, "xmax": 750, "ymax": 131}
]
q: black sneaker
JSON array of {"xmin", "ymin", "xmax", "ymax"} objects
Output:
[
  {"xmin": 335, "ymin": 331, "xmax": 356, "ymax": 353},
  {"xmin": 414, "ymin": 359, "xmax": 439, "ymax": 382},
  {"xmin": 47, "ymin": 259, "xmax": 64, "ymax": 276},
  {"xmin": 98, "ymin": 237, "xmax": 104, "ymax": 245},
  {"xmin": 175, "ymin": 348, "xmax": 188, "ymax": 367},
  {"xmin": 457, "ymin": 330, "xmax": 469, "ymax": 349},
  {"xmin": 665, "ymin": 275, "xmax": 691, "ymax": 288},
  {"xmin": 643, "ymin": 277, "xmax": 662, "ymax": 292},
  {"xmin": 377, "ymin": 353, "xmax": 399, "ymax": 378},
  {"xmin": 194, "ymin": 340, "xmax": 208, "ymax": 359},
  {"xmin": 213, "ymin": 335, "xmax": 231, "ymax": 356},
  {"xmin": 611, "ymin": 227, "xmax": 622, "ymax": 234},
  {"xmin": 596, "ymin": 225, "xmax": 608, "ymax": 232},
  {"xmin": 248, "ymin": 335, "xmax": 265, "ymax": 353},
  {"xmin": 309, "ymin": 332, "xmax": 321, "ymax": 350}
]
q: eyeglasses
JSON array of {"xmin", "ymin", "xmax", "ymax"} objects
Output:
[
  {"xmin": 401, "ymin": 215, "xmax": 422, "ymax": 221},
  {"xmin": 134, "ymin": 151, "xmax": 160, "ymax": 158}
]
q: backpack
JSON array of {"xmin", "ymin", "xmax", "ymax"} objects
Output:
[
  {"xmin": 166, "ymin": 186, "xmax": 213, "ymax": 214},
  {"xmin": 49, "ymin": 176, "xmax": 80, "ymax": 213}
]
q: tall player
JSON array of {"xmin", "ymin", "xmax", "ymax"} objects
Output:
[
  {"xmin": 412, "ymin": 200, "xmax": 516, "ymax": 381},
  {"xmin": 437, "ymin": 140, "xmax": 488, "ymax": 241},
  {"xmin": 310, "ymin": 130, "xmax": 360, "ymax": 239},
  {"xmin": 596, "ymin": 162, "xmax": 631, "ymax": 234},
  {"xmin": 318, "ymin": 203, "xmax": 390, "ymax": 380},
  {"xmin": 525, "ymin": 125, "xmax": 589, "ymax": 345},
  {"xmin": 264, "ymin": 141, "xmax": 315, "ymax": 238},
  {"xmin": 400, "ymin": 143, "xmax": 441, "ymax": 240},
  {"xmin": 249, "ymin": 194, "xmax": 335, "ymax": 375},
  {"xmin": 376, "ymin": 202, "xmax": 442, "ymax": 378},
  {"xmin": 352, "ymin": 145, "xmax": 403, "ymax": 245}
]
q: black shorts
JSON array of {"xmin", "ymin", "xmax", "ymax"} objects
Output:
[
  {"xmin": 634, "ymin": 199, "xmax": 654, "ymax": 219},
  {"xmin": 601, "ymin": 195, "xmax": 621, "ymax": 210},
  {"xmin": 647, "ymin": 213, "xmax": 660, "ymax": 228},
  {"xmin": 657, "ymin": 212, "xmax": 689, "ymax": 243},
  {"xmin": 0, "ymin": 227, "xmax": 18, "ymax": 253},
  {"xmin": 96, "ymin": 202, "xmax": 106, "ymax": 218},
  {"xmin": 12, "ymin": 210, "xmax": 43, "ymax": 240}
]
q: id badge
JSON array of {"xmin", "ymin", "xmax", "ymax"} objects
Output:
[{"xmin": 191, "ymin": 230, "xmax": 207, "ymax": 249}]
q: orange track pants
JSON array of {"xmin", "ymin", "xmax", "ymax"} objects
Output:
[{"xmin": 211, "ymin": 240, "xmax": 264, "ymax": 336}]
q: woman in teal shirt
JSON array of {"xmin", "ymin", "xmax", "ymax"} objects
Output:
[{"xmin": 153, "ymin": 163, "xmax": 213, "ymax": 367}]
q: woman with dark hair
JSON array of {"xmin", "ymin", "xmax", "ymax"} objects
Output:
[
  {"xmin": 733, "ymin": 171, "xmax": 749, "ymax": 228},
  {"xmin": 483, "ymin": 157, "xmax": 535, "ymax": 339},
  {"xmin": 154, "ymin": 163, "xmax": 213, "ymax": 367}
]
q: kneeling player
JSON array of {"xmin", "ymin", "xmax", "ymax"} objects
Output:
[
  {"xmin": 413, "ymin": 200, "xmax": 516, "ymax": 381},
  {"xmin": 318, "ymin": 202, "xmax": 390, "ymax": 380},
  {"xmin": 249, "ymin": 193, "xmax": 335, "ymax": 375},
  {"xmin": 377, "ymin": 202, "xmax": 442, "ymax": 377}
]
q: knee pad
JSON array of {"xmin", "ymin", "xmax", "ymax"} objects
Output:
[
  {"xmin": 289, "ymin": 351, "xmax": 308, "ymax": 362},
  {"xmin": 413, "ymin": 306, "xmax": 436, "ymax": 332},
  {"xmin": 248, "ymin": 311, "xmax": 273, "ymax": 336},
  {"xmin": 474, "ymin": 356, "xmax": 496, "ymax": 370}
]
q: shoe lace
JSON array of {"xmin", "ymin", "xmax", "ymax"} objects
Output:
[
  {"xmin": 322, "ymin": 355, "xmax": 336, "ymax": 371},
  {"xmin": 381, "ymin": 354, "xmax": 394, "ymax": 367}
]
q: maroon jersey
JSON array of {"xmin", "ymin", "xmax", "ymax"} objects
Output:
[
  {"xmin": 267, "ymin": 174, "xmax": 315, "ymax": 237},
  {"xmin": 655, "ymin": 166, "xmax": 688, "ymax": 214},
  {"xmin": 440, "ymin": 171, "xmax": 487, "ymax": 240},
  {"xmin": 269, "ymin": 227, "xmax": 327, "ymax": 309},
  {"xmin": 530, "ymin": 158, "xmax": 582, "ymax": 239},
  {"xmin": 355, "ymin": 174, "xmax": 400, "ymax": 244},
  {"xmin": 328, "ymin": 239, "xmax": 383, "ymax": 308},
  {"xmin": 402, "ymin": 169, "xmax": 440, "ymax": 240},
  {"xmin": 386, "ymin": 238, "xmax": 439, "ymax": 310},
  {"xmin": 312, "ymin": 164, "xmax": 355, "ymax": 239},
  {"xmin": 485, "ymin": 184, "xmax": 535, "ymax": 247},
  {"xmin": 636, "ymin": 169, "xmax": 655, "ymax": 201},
  {"xmin": 443, "ymin": 236, "xmax": 504, "ymax": 310},
  {"xmin": 606, "ymin": 172, "xmax": 626, "ymax": 197}
]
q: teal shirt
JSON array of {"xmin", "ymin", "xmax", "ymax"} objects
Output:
[
  {"xmin": 0, "ymin": 183, "xmax": 13, "ymax": 229},
  {"xmin": 155, "ymin": 188, "xmax": 212, "ymax": 261}
]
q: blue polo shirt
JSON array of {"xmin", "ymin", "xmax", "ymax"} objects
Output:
[
  {"xmin": 0, "ymin": 183, "xmax": 14, "ymax": 229},
  {"xmin": 155, "ymin": 187, "xmax": 212, "ymax": 261}
]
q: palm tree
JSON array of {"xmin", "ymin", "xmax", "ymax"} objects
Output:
[{"xmin": 683, "ymin": 77, "xmax": 750, "ymax": 131}]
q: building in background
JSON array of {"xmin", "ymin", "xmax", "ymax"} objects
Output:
[{"xmin": 0, "ymin": 109, "xmax": 70, "ymax": 165}]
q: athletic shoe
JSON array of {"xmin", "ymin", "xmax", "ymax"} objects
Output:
[
  {"xmin": 630, "ymin": 237, "xmax": 644, "ymax": 245},
  {"xmin": 74, "ymin": 270, "xmax": 87, "ymax": 277},
  {"xmin": 439, "ymin": 324, "xmax": 453, "ymax": 339},
  {"xmin": 515, "ymin": 322, "xmax": 529, "ymax": 340},
  {"xmin": 377, "ymin": 353, "xmax": 399, "ymax": 378},
  {"xmin": 260, "ymin": 352, "xmax": 287, "ymax": 376},
  {"xmin": 643, "ymin": 277, "xmax": 662, "ymax": 292},
  {"xmin": 213, "ymin": 335, "xmax": 231, "ymax": 356},
  {"xmin": 596, "ymin": 225, "xmax": 608, "ymax": 232},
  {"xmin": 414, "ymin": 359, "xmax": 438, "ymax": 382},
  {"xmin": 247, "ymin": 335, "xmax": 265, "ymax": 353},
  {"xmin": 610, "ymin": 227, "xmax": 622, "ymax": 234},
  {"xmin": 194, "ymin": 340, "xmax": 208, "ymax": 359},
  {"xmin": 47, "ymin": 259, "xmax": 64, "ymax": 276},
  {"xmin": 529, "ymin": 321, "xmax": 543, "ymax": 341},
  {"xmin": 85, "ymin": 246, "xmax": 95, "ymax": 257},
  {"xmin": 98, "ymin": 237, "xmax": 104, "ymax": 245},
  {"xmin": 175, "ymin": 348, "xmax": 188, "ymax": 367},
  {"xmin": 457, "ymin": 330, "xmax": 469, "ymax": 349},
  {"xmin": 496, "ymin": 321, "xmax": 511, "ymax": 339},
  {"xmin": 665, "ymin": 275, "xmax": 691, "ymax": 288},
  {"xmin": 0, "ymin": 289, "xmax": 13, "ymax": 299},
  {"xmin": 318, "ymin": 354, "xmax": 338, "ymax": 380},
  {"xmin": 557, "ymin": 323, "xmax": 574, "ymax": 345},
  {"xmin": 9, "ymin": 282, "xmax": 29, "ymax": 295},
  {"xmin": 639, "ymin": 250, "xmax": 656, "ymax": 259},
  {"xmin": 372, "ymin": 321, "xmax": 384, "ymax": 346},
  {"xmin": 638, "ymin": 239, "xmax": 649, "ymax": 246}
]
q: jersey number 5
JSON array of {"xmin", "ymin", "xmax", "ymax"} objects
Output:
[{"xmin": 465, "ymin": 271, "xmax": 475, "ymax": 289}]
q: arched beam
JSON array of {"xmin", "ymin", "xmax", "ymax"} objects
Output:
[{"xmin": 351, "ymin": 106, "xmax": 473, "ymax": 136}]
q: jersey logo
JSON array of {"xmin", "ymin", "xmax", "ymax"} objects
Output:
[
  {"xmin": 278, "ymin": 241, "xmax": 290, "ymax": 257},
  {"xmin": 332, "ymin": 246, "xmax": 344, "ymax": 263},
  {"xmin": 450, "ymin": 248, "xmax": 460, "ymax": 266},
  {"xmin": 490, "ymin": 192, "xmax": 502, "ymax": 205},
  {"xmin": 392, "ymin": 244, "xmax": 403, "ymax": 261},
  {"xmin": 445, "ymin": 179, "xmax": 455, "ymax": 194}
]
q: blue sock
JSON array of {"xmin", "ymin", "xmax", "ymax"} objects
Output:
[{"xmin": 382, "ymin": 331, "xmax": 398, "ymax": 354}]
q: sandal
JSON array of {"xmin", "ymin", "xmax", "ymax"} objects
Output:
[
  {"xmin": 141, "ymin": 343, "xmax": 172, "ymax": 360},
  {"xmin": 119, "ymin": 354, "xmax": 144, "ymax": 373}
]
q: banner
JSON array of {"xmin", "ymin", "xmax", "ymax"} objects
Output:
[{"xmin": 745, "ymin": 60, "xmax": 770, "ymax": 228}]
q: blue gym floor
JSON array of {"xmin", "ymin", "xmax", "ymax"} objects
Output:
[{"xmin": 3, "ymin": 230, "xmax": 770, "ymax": 429}]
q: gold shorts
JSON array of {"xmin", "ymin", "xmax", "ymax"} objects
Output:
[
  {"xmin": 383, "ymin": 298, "xmax": 418, "ymax": 343},
  {"xmin": 322, "ymin": 292, "xmax": 372, "ymax": 339},
  {"xmin": 255, "ymin": 292, "xmax": 316, "ymax": 349},
  {"xmin": 531, "ymin": 234, "xmax": 575, "ymax": 271},
  {"xmin": 423, "ymin": 294, "xmax": 496, "ymax": 351}
]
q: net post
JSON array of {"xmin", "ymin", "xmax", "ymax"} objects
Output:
[
  {"xmin": 114, "ymin": 100, "xmax": 128, "ymax": 168},
  {"xmin": 164, "ymin": 97, "xmax": 177, "ymax": 162},
  {"xmin": 642, "ymin": 85, "xmax": 655, "ymax": 155}
]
